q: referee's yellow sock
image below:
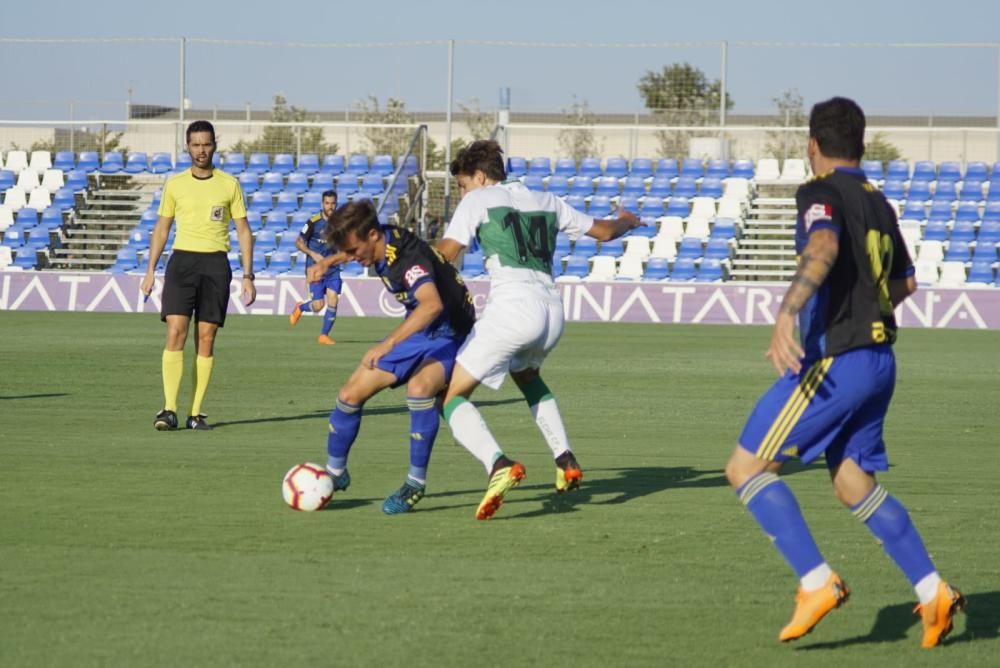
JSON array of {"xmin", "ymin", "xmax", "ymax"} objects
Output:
[
  {"xmin": 162, "ymin": 349, "xmax": 184, "ymax": 412},
  {"xmin": 190, "ymin": 355, "xmax": 214, "ymax": 417}
]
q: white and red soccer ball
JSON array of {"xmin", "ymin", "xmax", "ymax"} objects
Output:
[{"xmin": 282, "ymin": 463, "xmax": 334, "ymax": 511}]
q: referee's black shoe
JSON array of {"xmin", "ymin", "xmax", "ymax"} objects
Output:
[
  {"xmin": 154, "ymin": 409, "xmax": 179, "ymax": 431},
  {"xmin": 186, "ymin": 414, "xmax": 213, "ymax": 431}
]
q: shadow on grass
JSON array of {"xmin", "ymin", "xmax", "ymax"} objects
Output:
[
  {"xmin": 0, "ymin": 392, "xmax": 71, "ymax": 400},
  {"xmin": 798, "ymin": 590, "xmax": 998, "ymax": 650},
  {"xmin": 210, "ymin": 398, "xmax": 524, "ymax": 429}
]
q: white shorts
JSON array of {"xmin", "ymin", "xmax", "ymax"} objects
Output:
[{"xmin": 456, "ymin": 283, "xmax": 564, "ymax": 390}]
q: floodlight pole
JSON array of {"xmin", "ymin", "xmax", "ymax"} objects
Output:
[
  {"xmin": 179, "ymin": 37, "xmax": 187, "ymax": 158},
  {"xmin": 443, "ymin": 39, "xmax": 455, "ymax": 222},
  {"xmin": 720, "ymin": 40, "xmax": 728, "ymax": 158}
]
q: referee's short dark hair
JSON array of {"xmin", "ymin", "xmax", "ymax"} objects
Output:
[
  {"xmin": 324, "ymin": 198, "xmax": 379, "ymax": 248},
  {"xmin": 809, "ymin": 97, "xmax": 865, "ymax": 161},
  {"xmin": 450, "ymin": 139, "xmax": 507, "ymax": 182},
  {"xmin": 186, "ymin": 120, "xmax": 216, "ymax": 145}
]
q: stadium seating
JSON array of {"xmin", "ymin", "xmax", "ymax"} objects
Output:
[
  {"xmin": 642, "ymin": 256, "xmax": 670, "ymax": 281},
  {"xmin": 248, "ymin": 153, "xmax": 270, "ymax": 174},
  {"xmin": 578, "ymin": 157, "xmax": 602, "ymax": 179},
  {"xmin": 630, "ymin": 158, "xmax": 653, "ymax": 179},
  {"xmin": 655, "ymin": 158, "xmax": 679, "ymax": 180},
  {"xmin": 53, "ymin": 151, "xmax": 75, "ymax": 172},
  {"xmin": 150, "ymin": 153, "xmax": 173, "ymax": 174},
  {"xmin": 605, "ymin": 157, "xmax": 628, "ymax": 178},
  {"xmin": 547, "ymin": 175, "xmax": 569, "ymax": 196},
  {"xmin": 528, "ymin": 157, "xmax": 552, "ymax": 176},
  {"xmin": 670, "ymin": 257, "xmax": 696, "ymax": 280},
  {"xmin": 272, "ymin": 154, "xmax": 295, "ymax": 175},
  {"xmin": 523, "ymin": 175, "xmax": 545, "ymax": 192},
  {"xmin": 99, "ymin": 152, "xmax": 124, "ymax": 174},
  {"xmin": 124, "ymin": 153, "xmax": 149, "ymax": 174},
  {"xmin": 507, "ymin": 156, "xmax": 527, "ymax": 178},
  {"xmin": 862, "ymin": 160, "xmax": 884, "ymax": 181},
  {"xmin": 553, "ymin": 158, "xmax": 576, "ymax": 177}
]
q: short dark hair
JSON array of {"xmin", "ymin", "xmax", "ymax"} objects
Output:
[
  {"xmin": 323, "ymin": 198, "xmax": 380, "ymax": 247},
  {"xmin": 186, "ymin": 120, "xmax": 216, "ymax": 145},
  {"xmin": 450, "ymin": 139, "xmax": 506, "ymax": 182},
  {"xmin": 809, "ymin": 97, "xmax": 865, "ymax": 161},
  {"xmin": 321, "ymin": 189, "xmax": 337, "ymax": 203}
]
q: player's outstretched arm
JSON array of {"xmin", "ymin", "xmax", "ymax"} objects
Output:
[
  {"xmin": 585, "ymin": 211, "xmax": 643, "ymax": 241},
  {"xmin": 767, "ymin": 228, "xmax": 839, "ymax": 376},
  {"xmin": 140, "ymin": 216, "xmax": 174, "ymax": 296},
  {"xmin": 361, "ymin": 282, "xmax": 444, "ymax": 369}
]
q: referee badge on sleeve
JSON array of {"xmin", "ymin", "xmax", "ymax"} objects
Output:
[{"xmin": 211, "ymin": 206, "xmax": 225, "ymax": 222}]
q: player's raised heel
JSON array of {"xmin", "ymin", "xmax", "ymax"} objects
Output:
[
  {"xmin": 318, "ymin": 335, "xmax": 336, "ymax": 345},
  {"xmin": 555, "ymin": 451, "xmax": 583, "ymax": 493},
  {"xmin": 779, "ymin": 573, "xmax": 849, "ymax": 642},
  {"xmin": 382, "ymin": 479, "xmax": 426, "ymax": 515},
  {"xmin": 915, "ymin": 581, "xmax": 965, "ymax": 648},
  {"xmin": 154, "ymin": 409, "xmax": 178, "ymax": 431},
  {"xmin": 475, "ymin": 461, "xmax": 526, "ymax": 520},
  {"xmin": 289, "ymin": 305, "xmax": 303, "ymax": 327}
]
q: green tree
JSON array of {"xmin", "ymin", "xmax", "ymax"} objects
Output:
[
  {"xmin": 764, "ymin": 88, "xmax": 808, "ymax": 161},
  {"xmin": 637, "ymin": 62, "xmax": 733, "ymax": 159},
  {"xmin": 13, "ymin": 127, "xmax": 127, "ymax": 157},
  {"xmin": 230, "ymin": 94, "xmax": 338, "ymax": 158},
  {"xmin": 864, "ymin": 132, "xmax": 902, "ymax": 165},
  {"xmin": 355, "ymin": 96, "xmax": 413, "ymax": 158},
  {"xmin": 557, "ymin": 97, "xmax": 603, "ymax": 161}
]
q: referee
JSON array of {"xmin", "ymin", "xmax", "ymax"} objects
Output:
[{"xmin": 141, "ymin": 120, "xmax": 256, "ymax": 431}]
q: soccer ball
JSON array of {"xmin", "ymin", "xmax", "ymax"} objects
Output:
[{"xmin": 282, "ymin": 463, "xmax": 334, "ymax": 511}]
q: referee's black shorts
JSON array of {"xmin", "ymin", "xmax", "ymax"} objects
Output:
[{"xmin": 161, "ymin": 250, "xmax": 233, "ymax": 326}]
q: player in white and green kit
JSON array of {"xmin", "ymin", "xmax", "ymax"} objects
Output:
[{"xmin": 437, "ymin": 140, "xmax": 641, "ymax": 520}]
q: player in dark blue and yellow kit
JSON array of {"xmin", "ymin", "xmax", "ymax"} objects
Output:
[
  {"xmin": 308, "ymin": 199, "xmax": 475, "ymax": 514},
  {"xmin": 289, "ymin": 190, "xmax": 342, "ymax": 344},
  {"xmin": 724, "ymin": 97, "xmax": 963, "ymax": 648}
]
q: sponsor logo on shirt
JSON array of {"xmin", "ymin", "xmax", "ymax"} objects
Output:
[
  {"xmin": 803, "ymin": 203, "xmax": 832, "ymax": 232},
  {"xmin": 211, "ymin": 206, "xmax": 225, "ymax": 222},
  {"xmin": 404, "ymin": 264, "xmax": 429, "ymax": 287}
]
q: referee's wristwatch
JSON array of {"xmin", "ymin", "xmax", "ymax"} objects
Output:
[{"xmin": 243, "ymin": 272, "xmax": 255, "ymax": 281}]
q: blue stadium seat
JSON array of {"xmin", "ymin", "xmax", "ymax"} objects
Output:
[
  {"xmin": 907, "ymin": 180, "xmax": 932, "ymax": 202},
  {"xmin": 699, "ymin": 177, "xmax": 723, "ymax": 199},
  {"xmin": 78, "ymin": 151, "xmax": 100, "ymax": 173},
  {"xmin": 647, "ymin": 176, "xmax": 672, "ymax": 200},
  {"xmin": 630, "ymin": 158, "xmax": 653, "ymax": 179},
  {"xmin": 370, "ymin": 155, "xmax": 394, "ymax": 176},
  {"xmin": 528, "ymin": 157, "xmax": 551, "ymax": 176},
  {"xmin": 340, "ymin": 260, "xmax": 367, "ymax": 277},
  {"xmin": 588, "ymin": 196, "xmax": 612, "ymax": 218},
  {"xmin": 285, "ymin": 172, "xmax": 308, "ymax": 195},
  {"xmin": 245, "ymin": 211, "xmax": 264, "ymax": 231},
  {"xmin": 400, "ymin": 155, "xmax": 419, "ymax": 177},
  {"xmin": 944, "ymin": 241, "xmax": 970, "ymax": 262},
  {"xmin": 704, "ymin": 237, "xmax": 731, "ymax": 260},
  {"xmin": 507, "ymin": 156, "xmax": 527, "ymax": 178},
  {"xmin": 175, "ymin": 153, "xmax": 192, "ymax": 171},
  {"xmin": 254, "ymin": 229, "xmax": 277, "ymax": 252},
  {"xmin": 938, "ymin": 161, "xmax": 961, "ymax": 181},
  {"xmin": 958, "ymin": 180, "xmax": 984, "ymax": 202},
  {"xmin": 673, "ymin": 177, "xmax": 697, "ymax": 199},
  {"xmin": 697, "ymin": 258, "xmax": 723, "ymax": 282},
  {"xmin": 12, "ymin": 249, "xmax": 38, "ymax": 270},
  {"xmin": 967, "ymin": 261, "xmax": 995, "ymax": 285},
  {"xmin": 953, "ymin": 202, "xmax": 980, "ymax": 223},
  {"xmin": 570, "ymin": 176, "xmax": 594, "ymax": 196},
  {"xmin": 547, "ymin": 175, "xmax": 569, "ymax": 196},
  {"xmin": 360, "ymin": 174, "xmax": 384, "ymax": 196},
  {"xmin": 123, "ymin": 153, "xmax": 148, "ymax": 174},
  {"xmin": 604, "ymin": 157, "xmax": 628, "ymax": 178},
  {"xmin": 676, "ymin": 236, "xmax": 703, "ymax": 260},
  {"xmin": 523, "ymin": 175, "xmax": 545, "ymax": 192},
  {"xmin": 922, "ymin": 219, "xmax": 948, "ymax": 242},
  {"xmin": 964, "ymin": 161, "xmax": 989, "ymax": 182},
  {"xmin": 884, "ymin": 159, "xmax": 909, "ymax": 181},
  {"xmin": 322, "ymin": 154, "xmax": 345, "ymax": 174},
  {"xmin": 670, "ymin": 257, "xmax": 696, "ymax": 281},
  {"xmin": 138, "ymin": 209, "xmax": 158, "ymax": 229},
  {"xmin": 99, "ymin": 152, "xmax": 124, "ymax": 174},
  {"xmin": 618, "ymin": 196, "xmax": 640, "ymax": 215},
  {"xmin": 295, "ymin": 154, "xmax": 320, "ymax": 176},
  {"xmin": 622, "ymin": 176, "xmax": 646, "ymax": 197},
  {"xmin": 272, "ymin": 192, "xmax": 299, "ymax": 216},
  {"xmin": 862, "ymin": 160, "xmax": 884, "ymax": 181},
  {"xmin": 927, "ymin": 200, "xmax": 953, "ymax": 222},
  {"xmin": 641, "ymin": 197, "xmax": 665, "ymax": 218},
  {"xmin": 223, "ymin": 153, "xmax": 247, "ymax": 175},
  {"xmin": 705, "ymin": 159, "xmax": 729, "ymax": 179},
  {"xmin": 561, "ymin": 254, "xmax": 590, "ymax": 279},
  {"xmin": 248, "ymin": 192, "xmax": 273, "ymax": 214},
  {"xmin": 150, "ymin": 153, "xmax": 173, "ymax": 174},
  {"xmin": 553, "ymin": 158, "xmax": 577, "ymax": 177},
  {"xmin": 52, "ymin": 188, "xmax": 75, "ymax": 211},
  {"xmin": 666, "ymin": 197, "xmax": 690, "ymax": 218},
  {"xmin": 310, "ymin": 172, "xmax": 335, "ymax": 193},
  {"xmin": 978, "ymin": 218, "xmax": 1000, "ymax": 243},
  {"xmin": 0, "ymin": 170, "xmax": 15, "ymax": 191},
  {"xmin": 950, "ymin": 219, "xmax": 977, "ymax": 243},
  {"xmin": 64, "ymin": 170, "xmax": 87, "ymax": 192},
  {"xmin": 260, "ymin": 172, "xmax": 284, "ymax": 194},
  {"xmin": 656, "ymin": 159, "xmax": 679, "ymax": 179},
  {"xmin": 53, "ymin": 151, "xmax": 76, "ymax": 171},
  {"xmin": 711, "ymin": 218, "xmax": 737, "ymax": 239},
  {"xmin": 238, "ymin": 172, "xmax": 259, "ymax": 195},
  {"xmin": 289, "ymin": 210, "xmax": 312, "ymax": 232},
  {"xmin": 594, "ymin": 177, "xmax": 619, "ymax": 197},
  {"xmin": 150, "ymin": 189, "xmax": 162, "ymax": 210},
  {"xmin": 680, "ymin": 158, "xmax": 704, "ymax": 177},
  {"xmin": 272, "ymin": 154, "xmax": 295, "ymax": 175},
  {"xmin": 39, "ymin": 207, "xmax": 62, "ymax": 228},
  {"xmin": 882, "ymin": 180, "xmax": 905, "ymax": 200},
  {"xmin": 347, "ymin": 154, "xmax": 369, "ymax": 174},
  {"xmin": 266, "ymin": 250, "xmax": 293, "ymax": 274},
  {"xmin": 912, "ymin": 161, "xmax": 936, "ymax": 181},
  {"xmin": 276, "ymin": 229, "xmax": 300, "ymax": 251},
  {"xmin": 336, "ymin": 175, "xmax": 358, "ymax": 199},
  {"xmin": 972, "ymin": 240, "xmax": 997, "ymax": 264},
  {"xmin": 987, "ymin": 182, "xmax": 1000, "ymax": 203},
  {"xmin": 300, "ymin": 191, "xmax": 322, "ymax": 212},
  {"xmin": 933, "ymin": 180, "xmax": 957, "ymax": 202},
  {"xmin": 573, "ymin": 236, "xmax": 598, "ymax": 257},
  {"xmin": 564, "ymin": 194, "xmax": 587, "ymax": 212},
  {"xmin": 578, "ymin": 157, "xmax": 602, "ymax": 179},
  {"xmin": 247, "ymin": 153, "xmax": 270, "ymax": 174},
  {"xmin": 731, "ymin": 159, "xmax": 754, "ymax": 179},
  {"xmin": 599, "ymin": 238, "xmax": 624, "ymax": 257},
  {"xmin": 901, "ymin": 200, "xmax": 926, "ymax": 221},
  {"xmin": 461, "ymin": 252, "xmax": 485, "ymax": 278},
  {"xmin": 16, "ymin": 207, "xmax": 38, "ymax": 226},
  {"xmin": 642, "ymin": 256, "xmax": 669, "ymax": 281},
  {"xmin": 554, "ymin": 234, "xmax": 572, "ymax": 258}
]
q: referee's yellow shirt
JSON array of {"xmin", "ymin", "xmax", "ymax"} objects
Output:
[{"xmin": 158, "ymin": 169, "xmax": 247, "ymax": 253}]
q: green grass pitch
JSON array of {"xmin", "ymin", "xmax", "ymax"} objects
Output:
[{"xmin": 1, "ymin": 311, "xmax": 997, "ymax": 666}]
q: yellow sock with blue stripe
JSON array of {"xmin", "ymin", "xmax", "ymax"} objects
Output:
[{"xmin": 161, "ymin": 349, "xmax": 184, "ymax": 412}]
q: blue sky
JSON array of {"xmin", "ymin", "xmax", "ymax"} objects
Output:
[{"xmin": 2, "ymin": 0, "xmax": 999, "ymax": 120}]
